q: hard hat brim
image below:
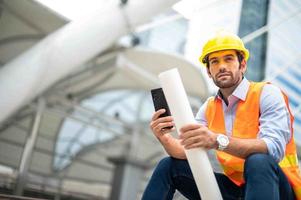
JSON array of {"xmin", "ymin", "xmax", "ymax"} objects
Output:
[{"xmin": 199, "ymin": 47, "xmax": 249, "ymax": 64}]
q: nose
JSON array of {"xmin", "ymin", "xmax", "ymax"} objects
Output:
[{"xmin": 218, "ymin": 64, "xmax": 227, "ymax": 72}]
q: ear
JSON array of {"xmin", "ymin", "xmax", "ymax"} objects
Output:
[
  {"xmin": 206, "ymin": 66, "xmax": 212, "ymax": 78},
  {"xmin": 240, "ymin": 60, "xmax": 247, "ymax": 74}
]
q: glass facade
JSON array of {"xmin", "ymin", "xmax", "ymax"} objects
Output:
[{"xmin": 265, "ymin": 0, "xmax": 301, "ymax": 141}]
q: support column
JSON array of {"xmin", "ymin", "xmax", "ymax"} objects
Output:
[
  {"xmin": 238, "ymin": 0, "xmax": 270, "ymax": 81},
  {"xmin": 108, "ymin": 156, "xmax": 149, "ymax": 200},
  {"xmin": 54, "ymin": 176, "xmax": 63, "ymax": 200},
  {"xmin": 14, "ymin": 98, "xmax": 45, "ymax": 195},
  {"xmin": 108, "ymin": 125, "xmax": 149, "ymax": 200}
]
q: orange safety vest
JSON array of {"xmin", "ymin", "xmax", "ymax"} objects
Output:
[{"xmin": 205, "ymin": 82, "xmax": 301, "ymax": 199}]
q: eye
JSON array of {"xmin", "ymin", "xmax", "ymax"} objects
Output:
[
  {"xmin": 225, "ymin": 56, "xmax": 234, "ymax": 62},
  {"xmin": 210, "ymin": 60, "xmax": 218, "ymax": 65}
]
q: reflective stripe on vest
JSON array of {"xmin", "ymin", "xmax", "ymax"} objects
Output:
[{"xmin": 205, "ymin": 82, "xmax": 301, "ymax": 199}]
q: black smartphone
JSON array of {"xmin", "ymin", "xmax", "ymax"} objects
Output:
[{"xmin": 151, "ymin": 88, "xmax": 173, "ymax": 129}]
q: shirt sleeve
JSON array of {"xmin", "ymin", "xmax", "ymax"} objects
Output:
[
  {"xmin": 259, "ymin": 84, "xmax": 291, "ymax": 162},
  {"xmin": 195, "ymin": 99, "xmax": 209, "ymax": 126}
]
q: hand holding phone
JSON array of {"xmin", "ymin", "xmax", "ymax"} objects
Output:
[{"xmin": 151, "ymin": 88, "xmax": 173, "ymax": 129}]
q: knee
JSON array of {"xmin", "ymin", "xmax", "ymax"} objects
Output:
[
  {"xmin": 244, "ymin": 153, "xmax": 275, "ymax": 175},
  {"xmin": 154, "ymin": 157, "xmax": 188, "ymax": 175},
  {"xmin": 155, "ymin": 157, "xmax": 173, "ymax": 172}
]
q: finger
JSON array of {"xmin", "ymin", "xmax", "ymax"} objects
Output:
[
  {"xmin": 156, "ymin": 116, "xmax": 174, "ymax": 123},
  {"xmin": 155, "ymin": 122, "xmax": 175, "ymax": 132},
  {"xmin": 160, "ymin": 127, "xmax": 176, "ymax": 134},
  {"xmin": 180, "ymin": 129, "xmax": 201, "ymax": 140},
  {"xmin": 152, "ymin": 109, "xmax": 166, "ymax": 121},
  {"xmin": 181, "ymin": 135, "xmax": 201, "ymax": 146},
  {"xmin": 153, "ymin": 126, "xmax": 172, "ymax": 137},
  {"xmin": 161, "ymin": 127, "xmax": 173, "ymax": 134},
  {"xmin": 180, "ymin": 124, "xmax": 201, "ymax": 133},
  {"xmin": 151, "ymin": 116, "xmax": 174, "ymax": 129}
]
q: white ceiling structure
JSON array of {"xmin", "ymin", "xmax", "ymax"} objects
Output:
[
  {"xmin": 0, "ymin": 0, "xmax": 209, "ymax": 199},
  {"xmin": 0, "ymin": 0, "xmax": 67, "ymax": 64},
  {"xmin": 2, "ymin": 0, "xmax": 301, "ymax": 199}
]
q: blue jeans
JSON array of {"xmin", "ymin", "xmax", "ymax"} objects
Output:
[{"xmin": 142, "ymin": 153, "xmax": 295, "ymax": 200}]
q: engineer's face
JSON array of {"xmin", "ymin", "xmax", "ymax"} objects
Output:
[{"xmin": 206, "ymin": 50, "xmax": 246, "ymax": 89}]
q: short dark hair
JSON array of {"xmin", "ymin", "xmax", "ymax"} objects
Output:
[{"xmin": 205, "ymin": 50, "xmax": 244, "ymax": 68}]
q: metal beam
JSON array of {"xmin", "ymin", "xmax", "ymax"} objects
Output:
[
  {"xmin": 0, "ymin": 137, "xmax": 112, "ymax": 173},
  {"xmin": 56, "ymin": 98, "xmax": 128, "ymax": 127},
  {"xmin": 44, "ymin": 106, "xmax": 124, "ymax": 137},
  {"xmin": 65, "ymin": 67, "xmax": 116, "ymax": 100},
  {"xmin": 14, "ymin": 98, "xmax": 45, "ymax": 195},
  {"xmin": 0, "ymin": 104, "xmax": 35, "ymax": 134},
  {"xmin": 53, "ymin": 102, "xmax": 123, "ymax": 168},
  {"xmin": 0, "ymin": 0, "xmax": 179, "ymax": 124}
]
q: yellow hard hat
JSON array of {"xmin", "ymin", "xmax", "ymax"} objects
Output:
[{"xmin": 199, "ymin": 30, "xmax": 249, "ymax": 64}]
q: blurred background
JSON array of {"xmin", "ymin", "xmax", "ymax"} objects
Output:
[{"xmin": 0, "ymin": 0, "xmax": 300, "ymax": 199}]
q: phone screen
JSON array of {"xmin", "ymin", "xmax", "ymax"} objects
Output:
[
  {"xmin": 151, "ymin": 88, "xmax": 171, "ymax": 117},
  {"xmin": 151, "ymin": 88, "xmax": 173, "ymax": 129}
]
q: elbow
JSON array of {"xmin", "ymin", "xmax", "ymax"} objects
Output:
[{"xmin": 263, "ymin": 138, "xmax": 285, "ymax": 163}]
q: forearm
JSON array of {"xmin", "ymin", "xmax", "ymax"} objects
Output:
[
  {"xmin": 223, "ymin": 137, "xmax": 268, "ymax": 159},
  {"xmin": 157, "ymin": 135, "xmax": 186, "ymax": 159}
]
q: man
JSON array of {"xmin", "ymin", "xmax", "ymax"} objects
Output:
[{"xmin": 142, "ymin": 31, "xmax": 301, "ymax": 200}]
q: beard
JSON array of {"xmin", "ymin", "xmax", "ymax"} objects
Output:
[{"xmin": 213, "ymin": 71, "xmax": 241, "ymax": 89}]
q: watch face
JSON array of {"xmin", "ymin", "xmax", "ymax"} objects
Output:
[
  {"xmin": 217, "ymin": 134, "xmax": 229, "ymax": 150},
  {"xmin": 219, "ymin": 136, "xmax": 228, "ymax": 145}
]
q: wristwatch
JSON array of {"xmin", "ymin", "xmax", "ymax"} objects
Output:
[{"xmin": 216, "ymin": 134, "xmax": 229, "ymax": 151}]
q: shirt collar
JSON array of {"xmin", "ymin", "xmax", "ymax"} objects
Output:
[{"xmin": 216, "ymin": 77, "xmax": 250, "ymax": 101}]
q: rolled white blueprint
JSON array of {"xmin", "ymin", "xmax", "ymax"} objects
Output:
[{"xmin": 159, "ymin": 68, "xmax": 222, "ymax": 200}]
